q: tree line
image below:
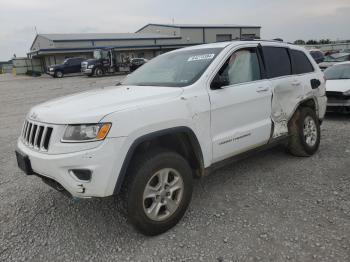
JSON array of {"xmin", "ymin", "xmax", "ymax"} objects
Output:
[
  {"xmin": 293, "ymin": 39, "xmax": 350, "ymax": 45},
  {"xmin": 294, "ymin": 39, "xmax": 333, "ymax": 45}
]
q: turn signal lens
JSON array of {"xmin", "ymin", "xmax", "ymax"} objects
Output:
[{"xmin": 97, "ymin": 123, "xmax": 111, "ymax": 140}]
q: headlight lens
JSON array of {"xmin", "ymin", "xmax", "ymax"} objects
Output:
[
  {"xmin": 343, "ymin": 89, "xmax": 350, "ymax": 96},
  {"xmin": 88, "ymin": 65, "xmax": 94, "ymax": 69},
  {"xmin": 49, "ymin": 68, "xmax": 54, "ymax": 71},
  {"xmin": 62, "ymin": 123, "xmax": 111, "ymax": 142}
]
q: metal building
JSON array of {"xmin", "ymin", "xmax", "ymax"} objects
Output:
[{"xmin": 28, "ymin": 23, "xmax": 261, "ymax": 72}]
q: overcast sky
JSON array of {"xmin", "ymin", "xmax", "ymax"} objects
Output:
[{"xmin": 0, "ymin": 0, "xmax": 349, "ymax": 60}]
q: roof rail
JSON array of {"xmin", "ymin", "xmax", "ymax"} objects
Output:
[
  {"xmin": 237, "ymin": 38, "xmax": 295, "ymax": 45},
  {"xmin": 238, "ymin": 38, "xmax": 284, "ymax": 43}
]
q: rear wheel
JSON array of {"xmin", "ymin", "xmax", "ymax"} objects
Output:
[
  {"xmin": 287, "ymin": 107, "xmax": 320, "ymax": 156},
  {"xmin": 122, "ymin": 148, "xmax": 193, "ymax": 236}
]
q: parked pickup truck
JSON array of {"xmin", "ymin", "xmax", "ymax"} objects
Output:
[
  {"xmin": 47, "ymin": 57, "xmax": 85, "ymax": 78},
  {"xmin": 16, "ymin": 41, "xmax": 327, "ymax": 236}
]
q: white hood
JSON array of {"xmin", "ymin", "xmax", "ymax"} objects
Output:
[
  {"xmin": 326, "ymin": 80, "xmax": 350, "ymax": 93},
  {"xmin": 28, "ymin": 85, "xmax": 183, "ymax": 124}
]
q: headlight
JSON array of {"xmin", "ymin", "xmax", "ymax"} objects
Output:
[
  {"xmin": 62, "ymin": 123, "xmax": 111, "ymax": 142},
  {"xmin": 343, "ymin": 89, "xmax": 350, "ymax": 96},
  {"xmin": 88, "ymin": 65, "xmax": 94, "ymax": 69},
  {"xmin": 49, "ymin": 68, "xmax": 54, "ymax": 71}
]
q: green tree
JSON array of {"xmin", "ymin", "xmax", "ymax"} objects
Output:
[
  {"xmin": 294, "ymin": 39, "xmax": 306, "ymax": 45},
  {"xmin": 306, "ymin": 40, "xmax": 318, "ymax": 45}
]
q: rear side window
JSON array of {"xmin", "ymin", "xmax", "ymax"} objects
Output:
[
  {"xmin": 263, "ymin": 47, "xmax": 292, "ymax": 78},
  {"xmin": 290, "ymin": 50, "xmax": 314, "ymax": 74},
  {"xmin": 69, "ymin": 59, "xmax": 81, "ymax": 65}
]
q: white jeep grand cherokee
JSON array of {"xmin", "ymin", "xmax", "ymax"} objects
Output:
[{"xmin": 16, "ymin": 41, "xmax": 327, "ymax": 235}]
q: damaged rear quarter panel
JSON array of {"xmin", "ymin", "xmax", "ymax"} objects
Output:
[{"xmin": 270, "ymin": 75, "xmax": 305, "ymax": 138}]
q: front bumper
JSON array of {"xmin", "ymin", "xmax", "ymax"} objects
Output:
[
  {"xmin": 16, "ymin": 137, "xmax": 127, "ymax": 198},
  {"xmin": 82, "ymin": 68, "xmax": 92, "ymax": 75},
  {"xmin": 46, "ymin": 70, "xmax": 55, "ymax": 75},
  {"xmin": 326, "ymin": 93, "xmax": 350, "ymax": 112}
]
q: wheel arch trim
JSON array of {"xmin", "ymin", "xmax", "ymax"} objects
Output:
[
  {"xmin": 113, "ymin": 126, "xmax": 204, "ymax": 194},
  {"xmin": 288, "ymin": 96, "xmax": 319, "ymax": 122}
]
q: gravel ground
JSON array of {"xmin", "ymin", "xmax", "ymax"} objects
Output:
[{"xmin": 0, "ymin": 74, "xmax": 349, "ymax": 262}]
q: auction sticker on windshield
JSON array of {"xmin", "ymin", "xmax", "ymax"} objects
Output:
[{"xmin": 187, "ymin": 54, "xmax": 215, "ymax": 62}]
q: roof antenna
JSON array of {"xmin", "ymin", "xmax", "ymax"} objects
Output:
[{"xmin": 34, "ymin": 26, "xmax": 38, "ymax": 35}]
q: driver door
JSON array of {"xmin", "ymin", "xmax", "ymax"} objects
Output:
[{"xmin": 209, "ymin": 47, "xmax": 272, "ymax": 163}]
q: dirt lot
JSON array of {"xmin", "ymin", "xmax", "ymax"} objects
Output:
[{"xmin": 0, "ymin": 74, "xmax": 349, "ymax": 262}]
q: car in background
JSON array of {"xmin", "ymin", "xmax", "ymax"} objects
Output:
[
  {"xmin": 324, "ymin": 62, "xmax": 350, "ymax": 112},
  {"xmin": 129, "ymin": 58, "xmax": 148, "ymax": 72},
  {"xmin": 319, "ymin": 53, "xmax": 350, "ymax": 70},
  {"xmin": 309, "ymin": 49, "xmax": 325, "ymax": 64},
  {"xmin": 47, "ymin": 57, "xmax": 86, "ymax": 78}
]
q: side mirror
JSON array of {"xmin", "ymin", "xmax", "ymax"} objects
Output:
[{"xmin": 211, "ymin": 74, "xmax": 229, "ymax": 90}]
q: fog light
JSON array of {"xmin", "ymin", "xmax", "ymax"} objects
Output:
[{"xmin": 70, "ymin": 169, "xmax": 92, "ymax": 181}]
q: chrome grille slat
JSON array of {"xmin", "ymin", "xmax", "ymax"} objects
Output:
[
  {"xmin": 21, "ymin": 121, "xmax": 28, "ymax": 138},
  {"xmin": 33, "ymin": 125, "xmax": 40, "ymax": 148},
  {"xmin": 40, "ymin": 126, "xmax": 48, "ymax": 150},
  {"xmin": 21, "ymin": 120, "xmax": 54, "ymax": 152},
  {"xmin": 26, "ymin": 123, "xmax": 32, "ymax": 144},
  {"xmin": 23, "ymin": 121, "xmax": 29, "ymax": 140},
  {"xmin": 28, "ymin": 124, "xmax": 36, "ymax": 146}
]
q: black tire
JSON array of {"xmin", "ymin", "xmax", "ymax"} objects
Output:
[
  {"xmin": 287, "ymin": 107, "xmax": 320, "ymax": 156},
  {"xmin": 122, "ymin": 148, "xmax": 193, "ymax": 236},
  {"xmin": 94, "ymin": 67, "xmax": 104, "ymax": 77},
  {"xmin": 54, "ymin": 70, "xmax": 63, "ymax": 78}
]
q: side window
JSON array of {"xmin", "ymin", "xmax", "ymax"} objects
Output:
[
  {"xmin": 290, "ymin": 50, "xmax": 314, "ymax": 74},
  {"xmin": 70, "ymin": 59, "xmax": 78, "ymax": 65},
  {"xmin": 263, "ymin": 47, "xmax": 292, "ymax": 78},
  {"xmin": 212, "ymin": 48, "xmax": 261, "ymax": 88}
]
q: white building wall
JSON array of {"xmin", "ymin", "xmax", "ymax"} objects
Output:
[
  {"xmin": 180, "ymin": 28, "xmax": 204, "ymax": 44},
  {"xmin": 137, "ymin": 25, "xmax": 180, "ymax": 37},
  {"xmin": 31, "ymin": 36, "xmax": 54, "ymax": 51},
  {"xmin": 204, "ymin": 28, "xmax": 241, "ymax": 42},
  {"xmin": 241, "ymin": 28, "xmax": 261, "ymax": 38}
]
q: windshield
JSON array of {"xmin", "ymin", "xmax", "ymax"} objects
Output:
[
  {"xmin": 123, "ymin": 48, "xmax": 223, "ymax": 87},
  {"xmin": 324, "ymin": 64, "xmax": 350, "ymax": 80},
  {"xmin": 93, "ymin": 50, "xmax": 102, "ymax": 59}
]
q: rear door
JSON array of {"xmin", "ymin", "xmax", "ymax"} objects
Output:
[
  {"xmin": 209, "ymin": 46, "xmax": 273, "ymax": 163},
  {"xmin": 261, "ymin": 45, "xmax": 298, "ymax": 138},
  {"xmin": 290, "ymin": 48, "xmax": 320, "ymax": 94}
]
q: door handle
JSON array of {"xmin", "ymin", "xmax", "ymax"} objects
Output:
[{"xmin": 256, "ymin": 86, "xmax": 269, "ymax": 92}]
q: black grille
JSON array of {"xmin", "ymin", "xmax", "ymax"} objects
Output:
[{"xmin": 21, "ymin": 120, "xmax": 54, "ymax": 151}]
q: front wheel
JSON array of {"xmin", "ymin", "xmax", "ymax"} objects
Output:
[
  {"xmin": 123, "ymin": 148, "xmax": 193, "ymax": 236},
  {"xmin": 287, "ymin": 107, "xmax": 321, "ymax": 156},
  {"xmin": 55, "ymin": 70, "xmax": 63, "ymax": 78},
  {"xmin": 94, "ymin": 67, "xmax": 104, "ymax": 77}
]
